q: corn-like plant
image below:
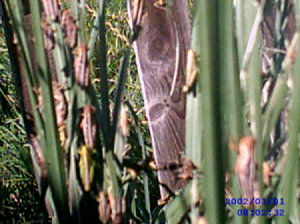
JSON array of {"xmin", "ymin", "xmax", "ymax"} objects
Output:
[{"xmin": 1, "ymin": 0, "xmax": 135, "ymax": 222}]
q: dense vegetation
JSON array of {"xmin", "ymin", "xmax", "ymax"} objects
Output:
[{"xmin": 1, "ymin": 0, "xmax": 300, "ymax": 224}]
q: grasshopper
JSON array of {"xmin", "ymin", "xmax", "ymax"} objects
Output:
[
  {"xmin": 41, "ymin": 19, "xmax": 54, "ymax": 50},
  {"xmin": 61, "ymin": 10, "xmax": 77, "ymax": 49},
  {"xmin": 80, "ymin": 105, "xmax": 96, "ymax": 149},
  {"xmin": 235, "ymin": 136, "xmax": 260, "ymax": 206},
  {"xmin": 97, "ymin": 192, "xmax": 111, "ymax": 223},
  {"xmin": 74, "ymin": 44, "xmax": 90, "ymax": 88},
  {"xmin": 78, "ymin": 145, "xmax": 93, "ymax": 191},
  {"xmin": 183, "ymin": 49, "xmax": 199, "ymax": 93}
]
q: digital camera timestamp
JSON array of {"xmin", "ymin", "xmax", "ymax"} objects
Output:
[
  {"xmin": 225, "ymin": 197, "xmax": 284, "ymax": 206},
  {"xmin": 237, "ymin": 209, "xmax": 284, "ymax": 217}
]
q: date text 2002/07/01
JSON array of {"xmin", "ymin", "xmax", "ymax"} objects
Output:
[{"xmin": 225, "ymin": 197, "xmax": 285, "ymax": 206}]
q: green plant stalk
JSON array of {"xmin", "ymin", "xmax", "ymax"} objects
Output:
[
  {"xmin": 185, "ymin": 95, "xmax": 202, "ymax": 167},
  {"xmin": 29, "ymin": 1, "xmax": 70, "ymax": 222},
  {"xmin": 186, "ymin": 0, "xmax": 202, "ymax": 169},
  {"xmin": 248, "ymin": 36, "xmax": 266, "ymax": 224},
  {"xmin": 105, "ymin": 150, "xmax": 121, "ymax": 197},
  {"xmin": 104, "ymin": 48, "xmax": 130, "ymax": 214},
  {"xmin": 97, "ymin": 0, "xmax": 111, "ymax": 150},
  {"xmin": 3, "ymin": 0, "xmax": 36, "ymax": 87},
  {"xmin": 77, "ymin": 0, "xmax": 87, "ymax": 43},
  {"xmin": 277, "ymin": 4, "xmax": 300, "ymax": 221},
  {"xmin": 236, "ymin": 5, "xmax": 266, "ymax": 218},
  {"xmin": 235, "ymin": 0, "xmax": 257, "ymax": 68},
  {"xmin": 89, "ymin": 86, "xmax": 106, "ymax": 148},
  {"xmin": 111, "ymin": 49, "xmax": 130, "ymax": 147},
  {"xmin": 51, "ymin": 22, "xmax": 68, "ymax": 84},
  {"xmin": 70, "ymin": 0, "xmax": 86, "ymax": 44},
  {"xmin": 125, "ymin": 101, "xmax": 152, "ymax": 222},
  {"xmin": 65, "ymin": 89, "xmax": 77, "ymax": 153},
  {"xmin": 165, "ymin": 181, "xmax": 193, "ymax": 223},
  {"xmin": 185, "ymin": 1, "xmax": 202, "ymax": 222},
  {"xmin": 70, "ymin": 0, "xmax": 79, "ymax": 22},
  {"xmin": 88, "ymin": 13, "xmax": 100, "ymax": 59},
  {"xmin": 277, "ymin": 64, "xmax": 300, "ymax": 223},
  {"xmin": 262, "ymin": 72, "xmax": 288, "ymax": 146},
  {"xmin": 3, "ymin": 0, "xmax": 46, "ymax": 150},
  {"xmin": 239, "ymin": 2, "xmax": 265, "ymax": 98},
  {"xmin": 3, "ymin": 1, "xmax": 37, "ymax": 104},
  {"xmin": 198, "ymin": 1, "xmax": 226, "ymax": 223},
  {"xmin": 1, "ymin": 4, "xmax": 53, "ymax": 219},
  {"xmin": 69, "ymin": 135, "xmax": 83, "ymax": 221},
  {"xmin": 185, "ymin": 92, "xmax": 202, "ymax": 223},
  {"xmin": 140, "ymin": 139, "xmax": 151, "ymax": 223},
  {"xmin": 218, "ymin": 1, "xmax": 246, "ymax": 223},
  {"xmin": 218, "ymin": 0, "xmax": 244, "ymax": 152},
  {"xmin": 246, "ymin": 3, "xmax": 265, "ymax": 223}
]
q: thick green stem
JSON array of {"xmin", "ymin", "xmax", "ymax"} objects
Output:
[
  {"xmin": 198, "ymin": 1, "xmax": 226, "ymax": 223},
  {"xmin": 29, "ymin": 1, "xmax": 70, "ymax": 222},
  {"xmin": 277, "ymin": 2, "xmax": 300, "ymax": 222}
]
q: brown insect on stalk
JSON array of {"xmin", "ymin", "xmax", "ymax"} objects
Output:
[
  {"xmin": 235, "ymin": 135, "xmax": 260, "ymax": 206},
  {"xmin": 74, "ymin": 44, "xmax": 90, "ymax": 88},
  {"xmin": 37, "ymin": 82, "xmax": 67, "ymax": 128},
  {"xmin": 61, "ymin": 10, "xmax": 77, "ymax": 49},
  {"xmin": 108, "ymin": 187, "xmax": 126, "ymax": 224},
  {"xmin": 183, "ymin": 49, "xmax": 198, "ymax": 93},
  {"xmin": 80, "ymin": 105, "xmax": 96, "ymax": 149},
  {"xmin": 53, "ymin": 82, "xmax": 68, "ymax": 147},
  {"xmin": 52, "ymin": 82, "xmax": 68, "ymax": 127},
  {"xmin": 38, "ymin": 82, "xmax": 68, "ymax": 146},
  {"xmin": 175, "ymin": 158, "xmax": 196, "ymax": 180},
  {"xmin": 97, "ymin": 192, "xmax": 111, "ymax": 223},
  {"xmin": 41, "ymin": 0, "xmax": 59, "ymax": 21},
  {"xmin": 41, "ymin": 19, "xmax": 54, "ymax": 50}
]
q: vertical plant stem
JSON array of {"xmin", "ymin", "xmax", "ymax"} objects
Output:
[
  {"xmin": 248, "ymin": 8, "xmax": 264, "ymax": 189},
  {"xmin": 218, "ymin": 1, "xmax": 247, "ymax": 223},
  {"xmin": 262, "ymin": 73, "xmax": 288, "ymax": 147},
  {"xmin": 111, "ymin": 49, "xmax": 130, "ymax": 147},
  {"xmin": 29, "ymin": 1, "xmax": 70, "ymax": 222},
  {"xmin": 187, "ymin": 0, "xmax": 202, "ymax": 169},
  {"xmin": 3, "ymin": 0, "xmax": 44, "ymax": 138},
  {"xmin": 198, "ymin": 1, "xmax": 226, "ymax": 223},
  {"xmin": 245, "ymin": 2, "xmax": 266, "ymax": 223},
  {"xmin": 77, "ymin": 0, "xmax": 87, "ymax": 43},
  {"xmin": 70, "ymin": 0, "xmax": 79, "ymax": 22},
  {"xmin": 88, "ymin": 13, "xmax": 100, "ymax": 59},
  {"xmin": 186, "ymin": 1, "xmax": 202, "ymax": 222},
  {"xmin": 235, "ymin": 0, "xmax": 257, "ymax": 68},
  {"xmin": 277, "ymin": 2, "xmax": 300, "ymax": 221},
  {"xmin": 97, "ymin": 0, "xmax": 110, "ymax": 149},
  {"xmin": 126, "ymin": 102, "xmax": 152, "ymax": 222}
]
